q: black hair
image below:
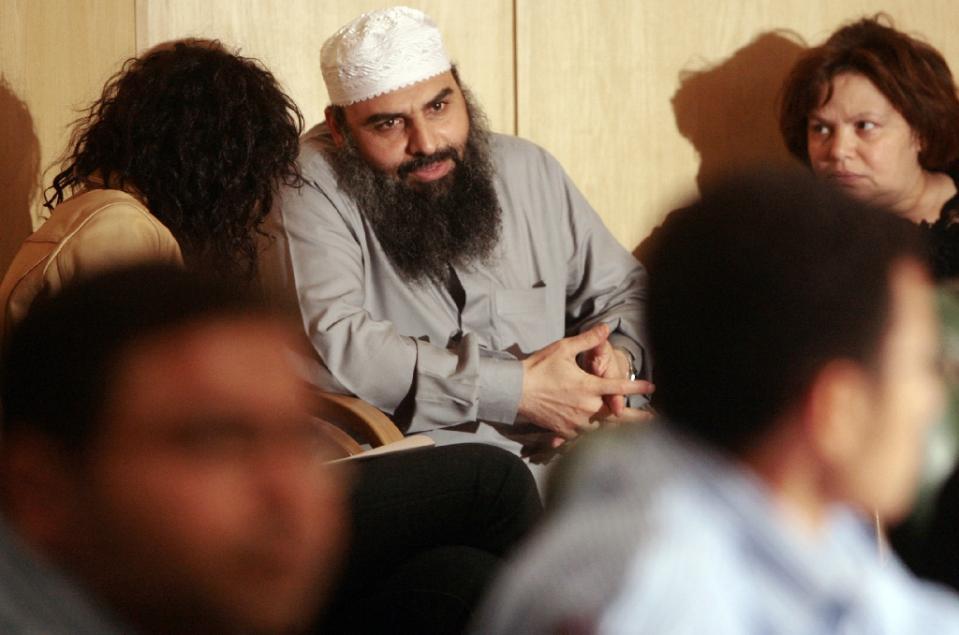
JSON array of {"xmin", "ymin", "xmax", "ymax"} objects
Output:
[
  {"xmin": 44, "ymin": 40, "xmax": 304, "ymax": 282},
  {"xmin": 1, "ymin": 264, "xmax": 268, "ymax": 449},
  {"xmin": 644, "ymin": 170, "xmax": 925, "ymax": 455}
]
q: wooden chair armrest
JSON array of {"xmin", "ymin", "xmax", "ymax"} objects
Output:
[
  {"xmin": 312, "ymin": 391, "xmax": 405, "ymax": 447},
  {"xmin": 314, "ymin": 418, "xmax": 364, "ymax": 459}
]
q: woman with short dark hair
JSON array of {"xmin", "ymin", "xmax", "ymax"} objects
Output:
[{"xmin": 779, "ymin": 15, "xmax": 959, "ymax": 278}]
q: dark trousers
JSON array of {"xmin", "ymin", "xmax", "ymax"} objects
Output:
[{"xmin": 317, "ymin": 443, "xmax": 543, "ymax": 634}]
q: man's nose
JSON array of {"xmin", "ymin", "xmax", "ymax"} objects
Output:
[{"xmin": 407, "ymin": 119, "xmax": 438, "ymax": 156}]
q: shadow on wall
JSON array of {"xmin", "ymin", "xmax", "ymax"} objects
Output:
[
  {"xmin": 0, "ymin": 77, "xmax": 40, "ymax": 278},
  {"xmin": 671, "ymin": 30, "xmax": 808, "ymax": 192},
  {"xmin": 633, "ymin": 31, "xmax": 809, "ymax": 263}
]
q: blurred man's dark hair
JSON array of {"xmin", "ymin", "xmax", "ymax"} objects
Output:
[
  {"xmin": 644, "ymin": 169, "xmax": 925, "ymax": 455},
  {"xmin": 1, "ymin": 263, "xmax": 266, "ymax": 447}
]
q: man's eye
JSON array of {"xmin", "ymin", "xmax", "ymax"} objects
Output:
[
  {"xmin": 376, "ymin": 118, "xmax": 401, "ymax": 131},
  {"xmin": 857, "ymin": 120, "xmax": 877, "ymax": 132},
  {"xmin": 430, "ymin": 100, "xmax": 447, "ymax": 113}
]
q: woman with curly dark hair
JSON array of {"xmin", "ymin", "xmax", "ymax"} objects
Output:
[
  {"xmin": 779, "ymin": 15, "xmax": 959, "ymax": 279},
  {"xmin": 0, "ymin": 39, "xmax": 303, "ymax": 341}
]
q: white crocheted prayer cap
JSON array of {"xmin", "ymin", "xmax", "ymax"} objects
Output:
[{"xmin": 321, "ymin": 6, "xmax": 452, "ymax": 106}]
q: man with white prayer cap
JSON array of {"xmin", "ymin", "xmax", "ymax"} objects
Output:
[{"xmin": 261, "ymin": 6, "xmax": 652, "ymax": 482}]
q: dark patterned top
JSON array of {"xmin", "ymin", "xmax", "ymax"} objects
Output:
[{"xmin": 922, "ymin": 166, "xmax": 959, "ymax": 281}]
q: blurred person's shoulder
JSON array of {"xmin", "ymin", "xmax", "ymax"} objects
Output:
[
  {"xmin": 0, "ymin": 518, "xmax": 127, "ymax": 635},
  {"xmin": 474, "ymin": 424, "xmax": 729, "ymax": 635}
]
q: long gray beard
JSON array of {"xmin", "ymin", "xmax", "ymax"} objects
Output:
[{"xmin": 326, "ymin": 101, "xmax": 502, "ymax": 285}]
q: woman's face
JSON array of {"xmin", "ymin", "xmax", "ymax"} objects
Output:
[{"xmin": 807, "ymin": 72, "xmax": 923, "ymax": 208}]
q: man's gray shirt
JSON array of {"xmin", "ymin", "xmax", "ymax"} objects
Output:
[{"xmin": 262, "ymin": 124, "xmax": 648, "ymax": 459}]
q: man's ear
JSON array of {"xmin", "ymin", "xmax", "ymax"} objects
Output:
[
  {"xmin": 0, "ymin": 432, "xmax": 83, "ymax": 551},
  {"xmin": 325, "ymin": 106, "xmax": 346, "ymax": 147},
  {"xmin": 802, "ymin": 359, "xmax": 873, "ymax": 470}
]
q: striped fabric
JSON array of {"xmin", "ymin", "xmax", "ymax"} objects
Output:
[
  {"xmin": 0, "ymin": 520, "xmax": 128, "ymax": 634},
  {"xmin": 475, "ymin": 424, "xmax": 959, "ymax": 635}
]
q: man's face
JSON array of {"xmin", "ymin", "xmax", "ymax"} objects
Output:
[
  {"xmin": 837, "ymin": 260, "xmax": 945, "ymax": 522},
  {"xmin": 335, "ymin": 71, "xmax": 470, "ymax": 186},
  {"xmin": 70, "ymin": 318, "xmax": 347, "ymax": 633},
  {"xmin": 325, "ymin": 71, "xmax": 501, "ymax": 284}
]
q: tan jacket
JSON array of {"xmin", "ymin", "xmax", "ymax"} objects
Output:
[{"xmin": 0, "ymin": 189, "xmax": 183, "ymax": 343}]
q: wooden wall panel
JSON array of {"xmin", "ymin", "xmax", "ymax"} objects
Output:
[
  {"xmin": 136, "ymin": 0, "xmax": 515, "ymax": 135},
  {"xmin": 7, "ymin": 1, "xmax": 959, "ymax": 271},
  {"xmin": 516, "ymin": 1, "xmax": 959, "ymax": 251},
  {"xmin": 0, "ymin": 0, "xmax": 135, "ymax": 274}
]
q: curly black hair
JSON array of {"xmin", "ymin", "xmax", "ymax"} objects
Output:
[{"xmin": 44, "ymin": 39, "xmax": 304, "ymax": 281}]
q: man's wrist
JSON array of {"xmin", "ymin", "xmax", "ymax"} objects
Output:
[{"xmin": 614, "ymin": 347, "xmax": 637, "ymax": 381}]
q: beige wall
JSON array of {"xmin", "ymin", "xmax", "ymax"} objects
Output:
[
  {"xmin": 517, "ymin": 0, "xmax": 959, "ymax": 250},
  {"xmin": 4, "ymin": 0, "xmax": 959, "ymax": 277},
  {"xmin": 134, "ymin": 0, "xmax": 514, "ymax": 138},
  {"xmin": 0, "ymin": 0, "xmax": 134, "ymax": 275}
]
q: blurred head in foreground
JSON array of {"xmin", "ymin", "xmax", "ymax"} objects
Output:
[
  {"xmin": 1, "ymin": 264, "xmax": 346, "ymax": 634},
  {"xmin": 646, "ymin": 170, "xmax": 942, "ymax": 524}
]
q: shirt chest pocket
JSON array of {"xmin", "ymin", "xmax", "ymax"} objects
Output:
[{"xmin": 492, "ymin": 286, "xmax": 553, "ymax": 353}]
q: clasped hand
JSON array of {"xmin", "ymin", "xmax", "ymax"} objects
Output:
[{"xmin": 518, "ymin": 323, "xmax": 654, "ymax": 447}]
